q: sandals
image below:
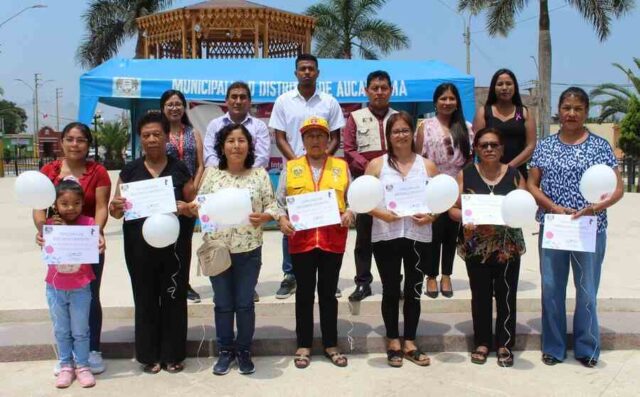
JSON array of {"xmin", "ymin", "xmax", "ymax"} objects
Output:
[
  {"xmin": 294, "ymin": 353, "xmax": 311, "ymax": 369},
  {"xmin": 165, "ymin": 362, "xmax": 185, "ymax": 373},
  {"xmin": 142, "ymin": 363, "xmax": 162, "ymax": 374},
  {"xmin": 324, "ymin": 350, "xmax": 348, "ymax": 367},
  {"xmin": 386, "ymin": 349, "xmax": 403, "ymax": 367},
  {"xmin": 471, "ymin": 346, "xmax": 489, "ymax": 365},
  {"xmin": 404, "ymin": 349, "xmax": 431, "ymax": 366},
  {"xmin": 497, "ymin": 349, "xmax": 514, "ymax": 367}
]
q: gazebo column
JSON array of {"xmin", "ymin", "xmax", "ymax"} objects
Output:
[
  {"xmin": 254, "ymin": 21, "xmax": 260, "ymax": 58},
  {"xmin": 305, "ymin": 29, "xmax": 311, "ymax": 53},
  {"xmin": 262, "ymin": 21, "xmax": 269, "ymax": 58},
  {"xmin": 191, "ymin": 19, "xmax": 197, "ymax": 59},
  {"xmin": 181, "ymin": 19, "xmax": 187, "ymax": 58}
]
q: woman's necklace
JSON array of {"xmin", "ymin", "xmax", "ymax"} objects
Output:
[{"xmin": 476, "ymin": 164, "xmax": 504, "ymax": 195}]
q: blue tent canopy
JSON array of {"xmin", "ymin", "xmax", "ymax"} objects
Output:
[{"xmin": 78, "ymin": 58, "xmax": 475, "ymax": 124}]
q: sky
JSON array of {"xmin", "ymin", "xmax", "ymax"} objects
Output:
[{"xmin": 0, "ymin": 0, "xmax": 638, "ymax": 132}]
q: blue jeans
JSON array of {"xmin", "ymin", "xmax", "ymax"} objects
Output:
[
  {"xmin": 210, "ymin": 247, "xmax": 262, "ymax": 351},
  {"xmin": 282, "ymin": 235, "xmax": 293, "ymax": 276},
  {"xmin": 46, "ymin": 284, "xmax": 92, "ymax": 367},
  {"xmin": 539, "ymin": 228, "xmax": 607, "ymax": 361}
]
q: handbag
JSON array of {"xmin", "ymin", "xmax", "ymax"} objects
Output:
[{"xmin": 196, "ymin": 237, "xmax": 231, "ymax": 277}]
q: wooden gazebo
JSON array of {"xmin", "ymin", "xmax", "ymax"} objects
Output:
[{"xmin": 136, "ymin": 0, "xmax": 315, "ymax": 59}]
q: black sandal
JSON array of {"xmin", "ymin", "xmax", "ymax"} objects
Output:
[
  {"xmin": 386, "ymin": 349, "xmax": 403, "ymax": 367},
  {"xmin": 294, "ymin": 354, "xmax": 311, "ymax": 369},
  {"xmin": 404, "ymin": 349, "xmax": 430, "ymax": 366},
  {"xmin": 542, "ymin": 353, "xmax": 562, "ymax": 366},
  {"xmin": 324, "ymin": 350, "xmax": 348, "ymax": 367},
  {"xmin": 142, "ymin": 363, "xmax": 162, "ymax": 374},
  {"xmin": 497, "ymin": 349, "xmax": 514, "ymax": 367},
  {"xmin": 164, "ymin": 362, "xmax": 184, "ymax": 373},
  {"xmin": 471, "ymin": 347, "xmax": 489, "ymax": 365}
]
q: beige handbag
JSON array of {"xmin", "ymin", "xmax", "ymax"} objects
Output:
[{"xmin": 196, "ymin": 238, "xmax": 231, "ymax": 277}]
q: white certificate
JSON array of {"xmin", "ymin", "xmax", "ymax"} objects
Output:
[
  {"xmin": 542, "ymin": 214, "xmax": 597, "ymax": 253},
  {"xmin": 195, "ymin": 191, "xmax": 251, "ymax": 233},
  {"xmin": 120, "ymin": 176, "xmax": 177, "ymax": 220},
  {"xmin": 461, "ymin": 194, "xmax": 505, "ymax": 225},
  {"xmin": 384, "ymin": 177, "xmax": 430, "ymax": 216},
  {"xmin": 42, "ymin": 225, "xmax": 100, "ymax": 265},
  {"xmin": 286, "ymin": 189, "xmax": 341, "ymax": 231}
]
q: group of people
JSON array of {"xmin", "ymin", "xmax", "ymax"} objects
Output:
[{"xmin": 35, "ymin": 54, "xmax": 624, "ymax": 388}]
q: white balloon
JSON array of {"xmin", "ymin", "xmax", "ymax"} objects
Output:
[
  {"xmin": 425, "ymin": 174, "xmax": 459, "ymax": 214},
  {"xmin": 501, "ymin": 189, "xmax": 538, "ymax": 228},
  {"xmin": 142, "ymin": 213, "xmax": 180, "ymax": 248},
  {"xmin": 347, "ymin": 175, "xmax": 384, "ymax": 213},
  {"xmin": 205, "ymin": 188, "xmax": 252, "ymax": 225},
  {"xmin": 14, "ymin": 171, "xmax": 56, "ymax": 209},
  {"xmin": 580, "ymin": 164, "xmax": 617, "ymax": 203}
]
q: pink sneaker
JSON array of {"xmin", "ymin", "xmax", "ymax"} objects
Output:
[
  {"xmin": 55, "ymin": 366, "xmax": 75, "ymax": 388},
  {"xmin": 75, "ymin": 367, "xmax": 96, "ymax": 388}
]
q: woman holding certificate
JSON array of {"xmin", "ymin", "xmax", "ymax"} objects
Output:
[
  {"xmin": 109, "ymin": 112, "xmax": 195, "ymax": 374},
  {"xmin": 448, "ymin": 127, "xmax": 526, "ymax": 367},
  {"xmin": 415, "ymin": 83, "xmax": 473, "ymax": 299},
  {"xmin": 35, "ymin": 122, "xmax": 111, "ymax": 375},
  {"xmin": 277, "ymin": 116, "xmax": 353, "ymax": 369},
  {"xmin": 366, "ymin": 111, "xmax": 439, "ymax": 367},
  {"xmin": 192, "ymin": 123, "xmax": 280, "ymax": 376},
  {"xmin": 527, "ymin": 87, "xmax": 623, "ymax": 368}
]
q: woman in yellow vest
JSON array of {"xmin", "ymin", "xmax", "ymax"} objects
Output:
[{"xmin": 277, "ymin": 116, "xmax": 354, "ymax": 369}]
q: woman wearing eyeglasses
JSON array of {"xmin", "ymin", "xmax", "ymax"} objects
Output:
[
  {"xmin": 34, "ymin": 122, "xmax": 112, "ymax": 375},
  {"xmin": 367, "ymin": 111, "xmax": 439, "ymax": 367},
  {"xmin": 448, "ymin": 127, "xmax": 526, "ymax": 367},
  {"xmin": 161, "ymin": 89, "xmax": 205, "ymax": 303},
  {"xmin": 415, "ymin": 83, "xmax": 473, "ymax": 299}
]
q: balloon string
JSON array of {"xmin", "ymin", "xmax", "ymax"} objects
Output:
[{"xmin": 168, "ymin": 242, "xmax": 180, "ymax": 300}]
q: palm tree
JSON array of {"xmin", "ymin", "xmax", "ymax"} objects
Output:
[
  {"xmin": 305, "ymin": 0, "xmax": 410, "ymax": 59},
  {"xmin": 590, "ymin": 58, "xmax": 640, "ymax": 122},
  {"xmin": 97, "ymin": 121, "xmax": 130, "ymax": 169},
  {"xmin": 458, "ymin": 0, "xmax": 634, "ymax": 136},
  {"xmin": 76, "ymin": 0, "xmax": 174, "ymax": 69}
]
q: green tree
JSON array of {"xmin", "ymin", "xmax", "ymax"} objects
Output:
[
  {"xmin": 590, "ymin": 58, "xmax": 640, "ymax": 122},
  {"xmin": 76, "ymin": 0, "xmax": 174, "ymax": 69},
  {"xmin": 305, "ymin": 0, "xmax": 410, "ymax": 59},
  {"xmin": 618, "ymin": 96, "xmax": 640, "ymax": 158},
  {"xmin": 458, "ymin": 0, "xmax": 634, "ymax": 137},
  {"xmin": 96, "ymin": 120, "xmax": 130, "ymax": 169},
  {"xmin": 0, "ymin": 100, "xmax": 28, "ymax": 134}
]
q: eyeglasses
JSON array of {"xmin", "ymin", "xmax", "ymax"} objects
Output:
[
  {"xmin": 63, "ymin": 137, "xmax": 89, "ymax": 144},
  {"xmin": 391, "ymin": 128, "xmax": 411, "ymax": 136},
  {"xmin": 164, "ymin": 103, "xmax": 184, "ymax": 109},
  {"xmin": 478, "ymin": 142, "xmax": 501, "ymax": 150}
]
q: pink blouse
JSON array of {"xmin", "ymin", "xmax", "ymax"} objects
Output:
[{"xmin": 419, "ymin": 117, "xmax": 474, "ymax": 177}]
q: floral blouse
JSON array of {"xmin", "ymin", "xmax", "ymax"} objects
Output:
[
  {"xmin": 456, "ymin": 164, "xmax": 526, "ymax": 264},
  {"xmin": 419, "ymin": 117, "xmax": 474, "ymax": 177},
  {"xmin": 198, "ymin": 167, "xmax": 280, "ymax": 253}
]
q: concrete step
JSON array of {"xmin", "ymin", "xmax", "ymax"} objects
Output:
[
  {"xmin": 2, "ymin": 296, "xmax": 640, "ymax": 323},
  {"xmin": 2, "ymin": 311, "xmax": 640, "ymax": 362}
]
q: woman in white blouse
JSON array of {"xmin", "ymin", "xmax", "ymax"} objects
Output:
[{"xmin": 366, "ymin": 111, "xmax": 439, "ymax": 367}]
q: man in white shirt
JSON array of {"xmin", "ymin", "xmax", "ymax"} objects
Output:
[
  {"xmin": 204, "ymin": 81, "xmax": 271, "ymax": 168},
  {"xmin": 269, "ymin": 54, "xmax": 345, "ymax": 299}
]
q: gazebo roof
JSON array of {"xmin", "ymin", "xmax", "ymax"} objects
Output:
[{"xmin": 137, "ymin": 0, "xmax": 314, "ymax": 59}]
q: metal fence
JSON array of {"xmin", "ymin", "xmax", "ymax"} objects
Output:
[{"xmin": 0, "ymin": 156, "xmax": 57, "ymax": 177}]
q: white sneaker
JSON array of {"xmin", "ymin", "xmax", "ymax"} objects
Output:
[
  {"xmin": 53, "ymin": 362, "xmax": 61, "ymax": 376},
  {"xmin": 88, "ymin": 351, "xmax": 106, "ymax": 374}
]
